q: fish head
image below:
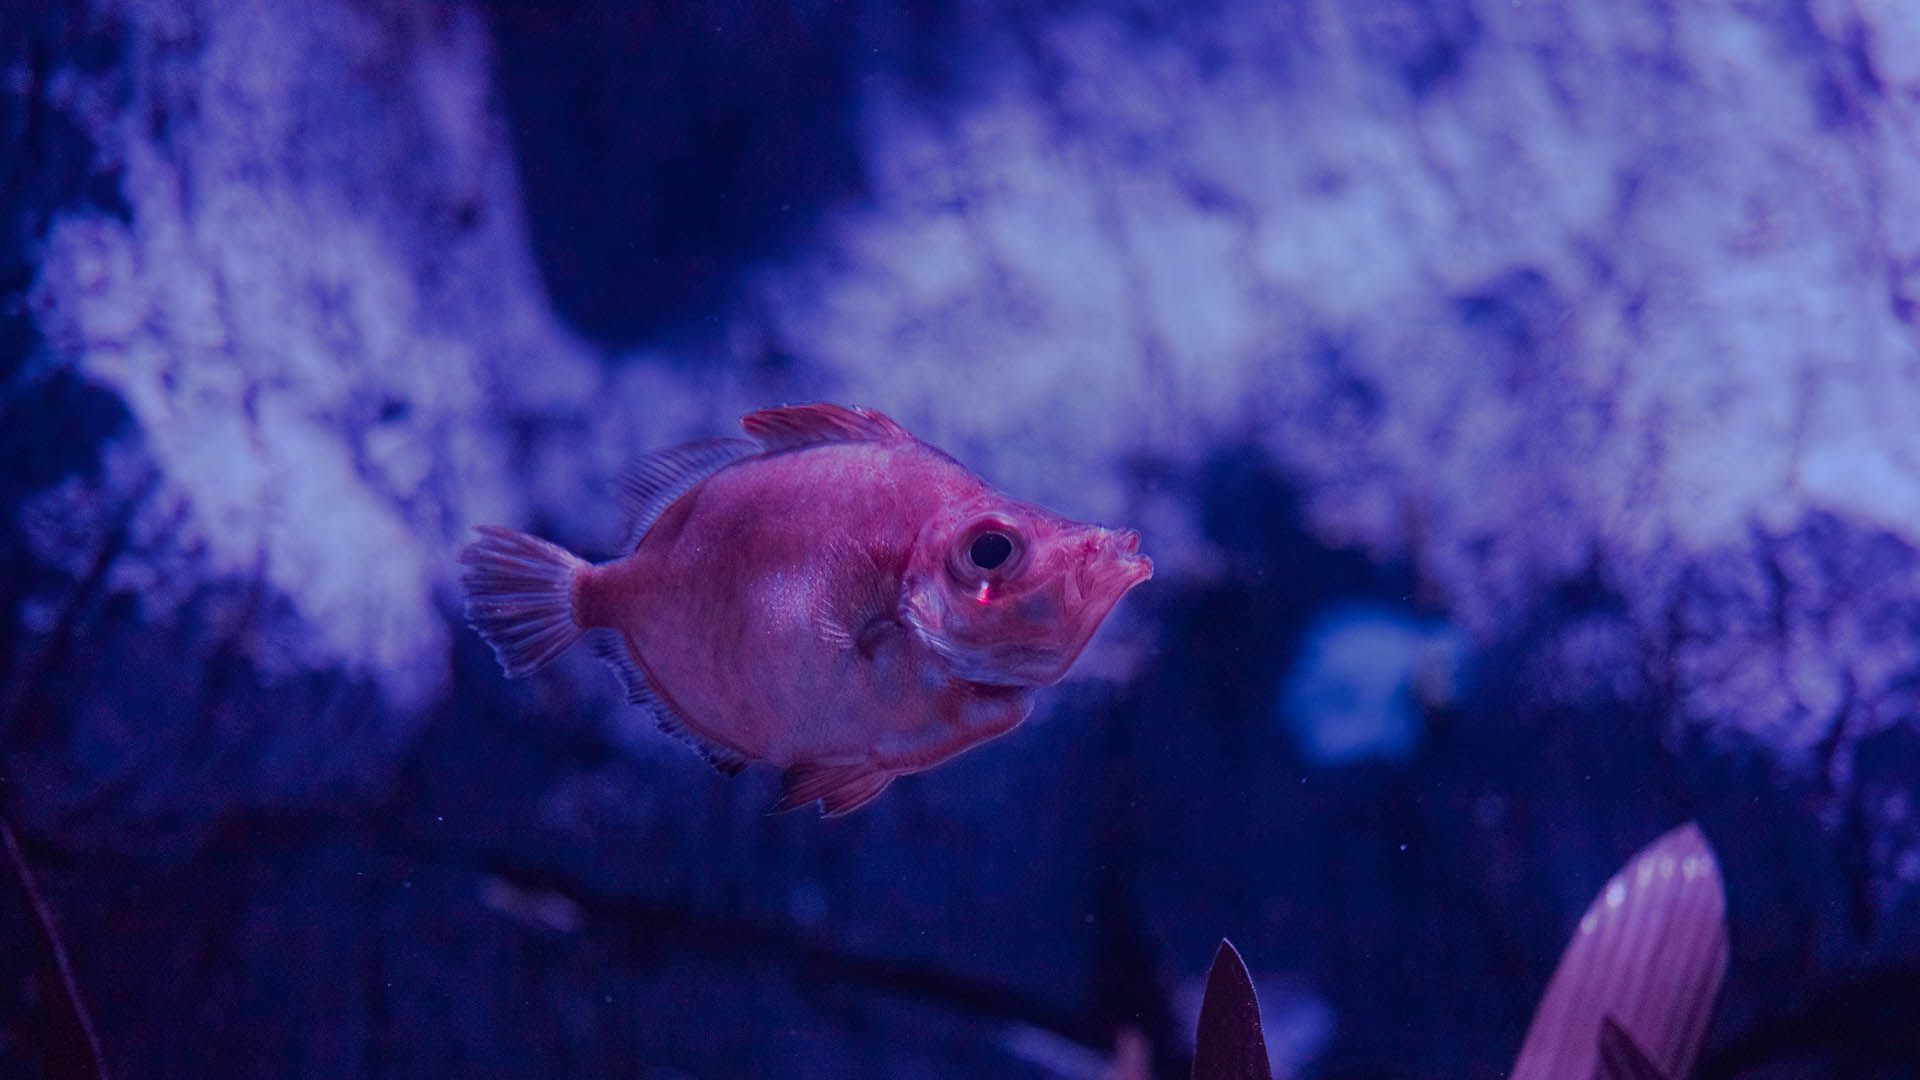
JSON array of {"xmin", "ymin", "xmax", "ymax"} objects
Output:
[{"xmin": 902, "ymin": 494, "xmax": 1153, "ymax": 687}]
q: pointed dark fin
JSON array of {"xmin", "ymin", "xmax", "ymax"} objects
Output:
[
  {"xmin": 1593, "ymin": 1017, "xmax": 1672, "ymax": 1080},
  {"xmin": 460, "ymin": 525, "xmax": 587, "ymax": 677},
  {"xmin": 741, "ymin": 403, "xmax": 911, "ymax": 452},
  {"xmin": 616, "ymin": 437, "xmax": 758, "ymax": 551},
  {"xmin": 772, "ymin": 762, "xmax": 895, "ymax": 817},
  {"xmin": 1510, "ymin": 822, "xmax": 1728, "ymax": 1080},
  {"xmin": 1192, "ymin": 939, "xmax": 1271, "ymax": 1080},
  {"xmin": 587, "ymin": 631, "xmax": 747, "ymax": 776}
]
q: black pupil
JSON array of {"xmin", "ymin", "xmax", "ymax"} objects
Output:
[{"xmin": 969, "ymin": 531, "xmax": 1013, "ymax": 571}]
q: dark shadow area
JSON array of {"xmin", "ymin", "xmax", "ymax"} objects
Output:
[{"xmin": 478, "ymin": 0, "xmax": 963, "ymax": 346}]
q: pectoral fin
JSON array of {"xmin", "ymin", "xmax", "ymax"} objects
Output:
[
  {"xmin": 773, "ymin": 762, "xmax": 895, "ymax": 817},
  {"xmin": 811, "ymin": 537, "xmax": 905, "ymax": 659}
]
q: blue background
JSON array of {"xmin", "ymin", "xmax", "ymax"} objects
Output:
[{"xmin": 4, "ymin": 0, "xmax": 1919, "ymax": 1076}]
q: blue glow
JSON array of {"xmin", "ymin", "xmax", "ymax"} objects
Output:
[{"xmin": 1280, "ymin": 604, "xmax": 1468, "ymax": 766}]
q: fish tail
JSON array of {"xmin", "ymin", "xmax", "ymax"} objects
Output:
[{"xmin": 459, "ymin": 525, "xmax": 588, "ymax": 677}]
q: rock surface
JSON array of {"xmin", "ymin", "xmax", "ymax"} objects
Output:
[{"xmin": 3, "ymin": 0, "xmax": 1919, "ymax": 1076}]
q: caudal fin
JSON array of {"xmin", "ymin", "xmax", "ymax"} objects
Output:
[{"xmin": 460, "ymin": 525, "xmax": 587, "ymax": 677}]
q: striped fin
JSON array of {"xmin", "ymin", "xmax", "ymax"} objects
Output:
[
  {"xmin": 588, "ymin": 631, "xmax": 747, "ymax": 776},
  {"xmin": 1511, "ymin": 822, "xmax": 1728, "ymax": 1080},
  {"xmin": 741, "ymin": 403, "xmax": 910, "ymax": 451},
  {"xmin": 617, "ymin": 437, "xmax": 758, "ymax": 551},
  {"xmin": 460, "ymin": 526, "xmax": 586, "ymax": 677},
  {"xmin": 772, "ymin": 761, "xmax": 894, "ymax": 817},
  {"xmin": 1594, "ymin": 1016, "xmax": 1671, "ymax": 1080}
]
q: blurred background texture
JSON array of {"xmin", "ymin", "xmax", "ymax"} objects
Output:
[{"xmin": 4, "ymin": 0, "xmax": 1920, "ymax": 1076}]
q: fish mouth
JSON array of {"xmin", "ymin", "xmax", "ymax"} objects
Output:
[
  {"xmin": 1101, "ymin": 527, "xmax": 1154, "ymax": 590},
  {"xmin": 1008, "ymin": 527, "xmax": 1147, "ymax": 686}
]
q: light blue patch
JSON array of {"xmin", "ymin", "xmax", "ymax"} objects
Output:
[{"xmin": 1279, "ymin": 604, "xmax": 1469, "ymax": 766}]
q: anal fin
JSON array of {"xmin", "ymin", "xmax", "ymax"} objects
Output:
[
  {"xmin": 773, "ymin": 762, "xmax": 895, "ymax": 817},
  {"xmin": 588, "ymin": 630, "xmax": 748, "ymax": 776}
]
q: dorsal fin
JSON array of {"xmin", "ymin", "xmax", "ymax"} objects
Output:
[
  {"xmin": 741, "ymin": 403, "xmax": 911, "ymax": 452},
  {"xmin": 616, "ymin": 437, "xmax": 758, "ymax": 551}
]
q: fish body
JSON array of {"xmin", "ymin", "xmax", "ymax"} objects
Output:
[{"xmin": 461, "ymin": 404, "xmax": 1152, "ymax": 815}]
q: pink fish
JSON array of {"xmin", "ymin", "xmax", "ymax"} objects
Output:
[{"xmin": 460, "ymin": 403, "xmax": 1153, "ymax": 816}]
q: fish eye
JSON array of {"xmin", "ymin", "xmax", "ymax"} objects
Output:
[
  {"xmin": 968, "ymin": 531, "xmax": 1014, "ymax": 571},
  {"xmin": 947, "ymin": 517, "xmax": 1026, "ymax": 586}
]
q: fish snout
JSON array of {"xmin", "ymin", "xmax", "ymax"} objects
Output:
[{"xmin": 1095, "ymin": 527, "xmax": 1153, "ymax": 587}]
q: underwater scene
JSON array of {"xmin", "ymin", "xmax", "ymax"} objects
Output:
[{"xmin": 3, "ymin": 0, "xmax": 1919, "ymax": 1077}]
